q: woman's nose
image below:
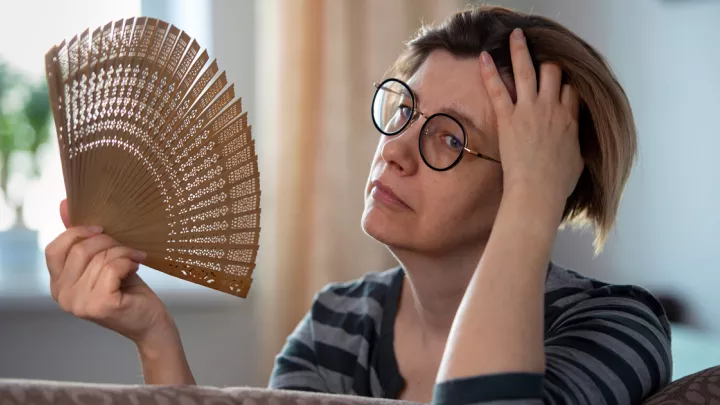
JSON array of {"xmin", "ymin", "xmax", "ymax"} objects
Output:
[{"xmin": 379, "ymin": 119, "xmax": 421, "ymax": 176}]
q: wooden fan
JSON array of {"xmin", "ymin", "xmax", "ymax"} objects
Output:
[{"xmin": 44, "ymin": 17, "xmax": 260, "ymax": 298}]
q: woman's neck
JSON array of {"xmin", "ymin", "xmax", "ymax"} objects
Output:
[{"xmin": 393, "ymin": 242, "xmax": 486, "ymax": 336}]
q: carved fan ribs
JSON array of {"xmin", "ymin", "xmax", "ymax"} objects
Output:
[{"xmin": 45, "ymin": 18, "xmax": 260, "ymax": 298}]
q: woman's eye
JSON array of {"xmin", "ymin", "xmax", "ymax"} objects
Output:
[
  {"xmin": 442, "ymin": 134, "xmax": 463, "ymax": 149},
  {"xmin": 398, "ymin": 105, "xmax": 412, "ymax": 119}
]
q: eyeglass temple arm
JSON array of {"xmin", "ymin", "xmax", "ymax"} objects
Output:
[
  {"xmin": 373, "ymin": 82, "xmax": 404, "ymax": 98},
  {"xmin": 464, "ymin": 147, "xmax": 501, "ymax": 164}
]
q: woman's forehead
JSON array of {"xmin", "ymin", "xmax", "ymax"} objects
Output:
[{"xmin": 406, "ymin": 51, "xmax": 496, "ymax": 138}]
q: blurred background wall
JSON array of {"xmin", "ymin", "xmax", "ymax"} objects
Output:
[{"xmin": 0, "ymin": 0, "xmax": 718, "ymax": 388}]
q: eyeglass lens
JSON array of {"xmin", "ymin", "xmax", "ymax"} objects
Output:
[{"xmin": 372, "ymin": 79, "xmax": 466, "ymax": 170}]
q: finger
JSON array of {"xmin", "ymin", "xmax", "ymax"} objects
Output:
[
  {"xmin": 480, "ymin": 51, "xmax": 514, "ymax": 118},
  {"xmin": 60, "ymin": 199, "xmax": 70, "ymax": 228},
  {"xmin": 97, "ymin": 257, "xmax": 141, "ymax": 296},
  {"xmin": 83, "ymin": 246, "xmax": 146, "ymax": 291},
  {"xmin": 45, "ymin": 226, "xmax": 104, "ymax": 281},
  {"xmin": 58, "ymin": 234, "xmax": 121, "ymax": 291},
  {"xmin": 509, "ymin": 28, "xmax": 538, "ymax": 102},
  {"xmin": 560, "ymin": 84, "xmax": 581, "ymax": 119},
  {"xmin": 539, "ymin": 63, "xmax": 563, "ymax": 102}
]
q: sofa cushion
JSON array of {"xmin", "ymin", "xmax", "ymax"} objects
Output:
[
  {"xmin": 0, "ymin": 379, "xmax": 421, "ymax": 405},
  {"xmin": 643, "ymin": 366, "xmax": 720, "ymax": 405},
  {"xmin": 4, "ymin": 367, "xmax": 720, "ymax": 405}
]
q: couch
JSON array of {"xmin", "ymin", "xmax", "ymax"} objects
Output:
[{"xmin": 1, "ymin": 366, "xmax": 719, "ymax": 405}]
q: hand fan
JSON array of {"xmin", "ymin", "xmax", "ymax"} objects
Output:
[{"xmin": 44, "ymin": 17, "xmax": 260, "ymax": 298}]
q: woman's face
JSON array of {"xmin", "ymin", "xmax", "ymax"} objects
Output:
[{"xmin": 362, "ymin": 50, "xmax": 504, "ymax": 255}]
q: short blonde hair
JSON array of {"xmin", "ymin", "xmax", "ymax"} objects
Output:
[{"xmin": 389, "ymin": 5, "xmax": 637, "ymax": 253}]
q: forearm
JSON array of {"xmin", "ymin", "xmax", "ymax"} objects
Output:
[
  {"xmin": 136, "ymin": 319, "xmax": 196, "ymax": 385},
  {"xmin": 437, "ymin": 186, "xmax": 565, "ymax": 381}
]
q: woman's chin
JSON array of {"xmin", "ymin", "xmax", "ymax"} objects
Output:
[{"xmin": 361, "ymin": 207, "xmax": 412, "ymax": 247}]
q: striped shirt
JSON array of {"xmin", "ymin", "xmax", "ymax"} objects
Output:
[{"xmin": 268, "ymin": 262, "xmax": 672, "ymax": 405}]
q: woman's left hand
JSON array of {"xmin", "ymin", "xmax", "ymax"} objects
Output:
[{"xmin": 480, "ymin": 28, "xmax": 584, "ymax": 202}]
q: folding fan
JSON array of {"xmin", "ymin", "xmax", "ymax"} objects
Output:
[{"xmin": 44, "ymin": 18, "xmax": 260, "ymax": 298}]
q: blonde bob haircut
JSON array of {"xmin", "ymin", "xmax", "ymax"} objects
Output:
[{"xmin": 388, "ymin": 5, "xmax": 637, "ymax": 253}]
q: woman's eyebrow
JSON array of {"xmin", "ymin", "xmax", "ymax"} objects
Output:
[
  {"xmin": 438, "ymin": 105, "xmax": 489, "ymax": 141},
  {"xmin": 412, "ymin": 88, "xmax": 490, "ymax": 140},
  {"xmin": 438, "ymin": 107, "xmax": 490, "ymax": 142}
]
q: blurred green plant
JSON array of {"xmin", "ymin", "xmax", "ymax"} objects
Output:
[{"xmin": 0, "ymin": 59, "xmax": 53, "ymax": 228}]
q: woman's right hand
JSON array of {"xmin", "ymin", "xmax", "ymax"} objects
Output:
[{"xmin": 45, "ymin": 199, "xmax": 174, "ymax": 347}]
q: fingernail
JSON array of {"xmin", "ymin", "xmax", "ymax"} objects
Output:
[
  {"xmin": 85, "ymin": 226, "xmax": 103, "ymax": 234},
  {"xmin": 480, "ymin": 51, "xmax": 492, "ymax": 66},
  {"xmin": 513, "ymin": 28, "xmax": 525, "ymax": 40},
  {"xmin": 133, "ymin": 250, "xmax": 147, "ymax": 262}
]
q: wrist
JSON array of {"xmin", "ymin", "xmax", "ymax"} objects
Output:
[
  {"xmin": 136, "ymin": 314, "xmax": 181, "ymax": 359},
  {"xmin": 136, "ymin": 318, "xmax": 196, "ymax": 385},
  {"xmin": 496, "ymin": 184, "xmax": 566, "ymax": 243},
  {"xmin": 502, "ymin": 181, "xmax": 567, "ymax": 218},
  {"xmin": 137, "ymin": 336, "xmax": 181, "ymax": 362},
  {"xmin": 136, "ymin": 326, "xmax": 195, "ymax": 385}
]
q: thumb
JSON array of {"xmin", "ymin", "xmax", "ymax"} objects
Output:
[{"xmin": 59, "ymin": 199, "xmax": 70, "ymax": 229}]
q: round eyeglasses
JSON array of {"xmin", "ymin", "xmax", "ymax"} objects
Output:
[{"xmin": 371, "ymin": 78, "xmax": 501, "ymax": 171}]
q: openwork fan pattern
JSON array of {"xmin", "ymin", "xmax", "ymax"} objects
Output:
[{"xmin": 44, "ymin": 18, "xmax": 260, "ymax": 297}]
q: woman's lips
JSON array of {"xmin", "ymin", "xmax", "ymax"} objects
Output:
[{"xmin": 371, "ymin": 180, "xmax": 412, "ymax": 211}]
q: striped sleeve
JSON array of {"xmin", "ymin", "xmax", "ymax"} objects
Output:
[
  {"xmin": 268, "ymin": 271, "xmax": 393, "ymax": 396},
  {"xmin": 432, "ymin": 286, "xmax": 673, "ymax": 405},
  {"xmin": 267, "ymin": 311, "xmax": 328, "ymax": 392},
  {"xmin": 267, "ymin": 283, "xmax": 384, "ymax": 394}
]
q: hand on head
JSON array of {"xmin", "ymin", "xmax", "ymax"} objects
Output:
[{"xmin": 480, "ymin": 28, "xmax": 584, "ymax": 202}]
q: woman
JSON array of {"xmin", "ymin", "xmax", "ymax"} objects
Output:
[{"xmin": 44, "ymin": 6, "xmax": 671, "ymax": 405}]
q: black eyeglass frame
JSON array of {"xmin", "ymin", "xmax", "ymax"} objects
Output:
[{"xmin": 371, "ymin": 78, "xmax": 501, "ymax": 171}]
